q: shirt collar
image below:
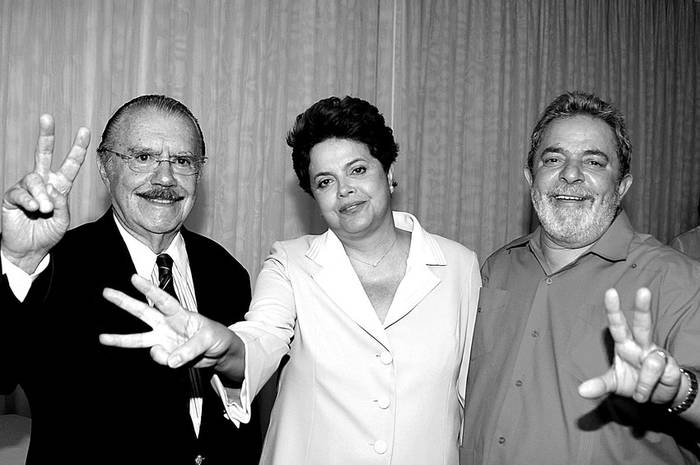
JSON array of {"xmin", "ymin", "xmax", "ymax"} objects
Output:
[
  {"xmin": 513, "ymin": 210, "xmax": 635, "ymax": 262},
  {"xmin": 112, "ymin": 213, "xmax": 188, "ymax": 277}
]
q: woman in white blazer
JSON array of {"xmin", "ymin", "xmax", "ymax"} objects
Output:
[{"xmin": 101, "ymin": 96, "xmax": 481, "ymax": 465}]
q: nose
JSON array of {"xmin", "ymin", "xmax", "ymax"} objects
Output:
[
  {"xmin": 559, "ymin": 159, "xmax": 584, "ymax": 184},
  {"xmin": 337, "ymin": 179, "xmax": 355, "ymax": 197},
  {"xmin": 151, "ymin": 157, "xmax": 177, "ymax": 186}
]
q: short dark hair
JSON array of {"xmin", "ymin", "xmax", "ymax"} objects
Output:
[
  {"xmin": 96, "ymin": 94, "xmax": 205, "ymax": 161},
  {"xmin": 287, "ymin": 96, "xmax": 399, "ymax": 195},
  {"xmin": 527, "ymin": 91, "xmax": 631, "ymax": 180}
]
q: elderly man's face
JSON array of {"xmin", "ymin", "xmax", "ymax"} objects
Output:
[
  {"xmin": 524, "ymin": 115, "xmax": 632, "ymax": 249},
  {"xmin": 99, "ymin": 108, "xmax": 201, "ymax": 246}
]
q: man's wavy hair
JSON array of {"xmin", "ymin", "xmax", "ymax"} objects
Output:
[
  {"xmin": 526, "ymin": 91, "xmax": 631, "ymax": 181},
  {"xmin": 287, "ymin": 96, "xmax": 399, "ymax": 196}
]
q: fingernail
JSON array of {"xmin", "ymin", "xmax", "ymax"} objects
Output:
[{"xmin": 169, "ymin": 355, "xmax": 183, "ymax": 368}]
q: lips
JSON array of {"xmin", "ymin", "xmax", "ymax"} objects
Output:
[
  {"xmin": 548, "ymin": 190, "xmax": 594, "ymax": 202},
  {"xmin": 338, "ymin": 200, "xmax": 366, "ymax": 214}
]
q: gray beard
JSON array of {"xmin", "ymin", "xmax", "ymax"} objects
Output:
[{"xmin": 531, "ymin": 186, "xmax": 621, "ymax": 248}]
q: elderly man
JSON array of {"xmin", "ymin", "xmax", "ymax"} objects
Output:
[
  {"xmin": 0, "ymin": 95, "xmax": 261, "ymax": 465},
  {"xmin": 461, "ymin": 91, "xmax": 700, "ymax": 464}
]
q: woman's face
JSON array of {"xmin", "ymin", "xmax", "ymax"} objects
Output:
[{"xmin": 309, "ymin": 138, "xmax": 393, "ymax": 240}]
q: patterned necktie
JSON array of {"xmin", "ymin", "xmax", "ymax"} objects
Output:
[
  {"xmin": 155, "ymin": 253, "xmax": 204, "ymax": 439},
  {"xmin": 156, "ymin": 253, "xmax": 177, "ymax": 299}
]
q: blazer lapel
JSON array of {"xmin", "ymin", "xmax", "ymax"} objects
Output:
[
  {"xmin": 383, "ymin": 213, "xmax": 445, "ymax": 328},
  {"xmin": 383, "ymin": 261, "xmax": 440, "ymax": 328},
  {"xmin": 306, "ymin": 231, "xmax": 391, "ymax": 349}
]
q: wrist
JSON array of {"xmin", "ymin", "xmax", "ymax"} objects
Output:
[
  {"xmin": 668, "ymin": 367, "xmax": 698, "ymax": 415},
  {"xmin": 0, "ymin": 245, "xmax": 47, "ymax": 275}
]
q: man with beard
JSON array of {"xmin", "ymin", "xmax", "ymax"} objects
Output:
[
  {"xmin": 0, "ymin": 95, "xmax": 262, "ymax": 465},
  {"xmin": 461, "ymin": 91, "xmax": 700, "ymax": 465}
]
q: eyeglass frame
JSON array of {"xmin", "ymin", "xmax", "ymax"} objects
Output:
[{"xmin": 97, "ymin": 148, "xmax": 207, "ymax": 176}]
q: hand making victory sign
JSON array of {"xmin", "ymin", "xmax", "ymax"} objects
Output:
[
  {"xmin": 100, "ymin": 274, "xmax": 246, "ymax": 380},
  {"xmin": 579, "ymin": 287, "xmax": 700, "ymax": 426},
  {"xmin": 1, "ymin": 114, "xmax": 90, "ymax": 274}
]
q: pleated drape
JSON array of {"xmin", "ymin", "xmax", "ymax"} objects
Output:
[{"xmin": 1, "ymin": 0, "xmax": 699, "ymax": 415}]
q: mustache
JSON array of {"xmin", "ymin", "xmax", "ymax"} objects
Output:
[
  {"xmin": 137, "ymin": 188, "xmax": 184, "ymax": 201},
  {"xmin": 546, "ymin": 187, "xmax": 594, "ymax": 198}
]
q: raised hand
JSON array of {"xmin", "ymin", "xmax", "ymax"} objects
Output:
[
  {"xmin": 578, "ymin": 287, "xmax": 683, "ymax": 404},
  {"xmin": 1, "ymin": 114, "xmax": 90, "ymax": 273},
  {"xmin": 100, "ymin": 274, "xmax": 245, "ymax": 376}
]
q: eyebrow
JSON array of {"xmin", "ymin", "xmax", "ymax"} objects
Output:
[
  {"xmin": 126, "ymin": 145, "xmax": 160, "ymax": 155},
  {"xmin": 540, "ymin": 146, "xmax": 611, "ymax": 160},
  {"xmin": 311, "ymin": 157, "xmax": 367, "ymax": 180},
  {"xmin": 127, "ymin": 145, "xmax": 195, "ymax": 157}
]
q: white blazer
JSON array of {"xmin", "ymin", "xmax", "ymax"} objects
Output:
[{"xmin": 218, "ymin": 212, "xmax": 481, "ymax": 465}]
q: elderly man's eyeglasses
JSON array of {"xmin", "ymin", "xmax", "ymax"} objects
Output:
[{"xmin": 99, "ymin": 149, "xmax": 206, "ymax": 176}]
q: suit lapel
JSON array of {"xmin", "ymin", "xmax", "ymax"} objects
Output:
[{"xmin": 307, "ymin": 231, "xmax": 391, "ymax": 349}]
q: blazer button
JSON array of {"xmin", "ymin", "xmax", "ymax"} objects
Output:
[
  {"xmin": 195, "ymin": 454, "xmax": 205, "ymax": 465},
  {"xmin": 379, "ymin": 352, "xmax": 393, "ymax": 365},
  {"xmin": 373, "ymin": 440, "xmax": 388, "ymax": 454}
]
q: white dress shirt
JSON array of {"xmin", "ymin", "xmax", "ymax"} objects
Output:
[{"xmin": 113, "ymin": 217, "xmax": 203, "ymax": 436}]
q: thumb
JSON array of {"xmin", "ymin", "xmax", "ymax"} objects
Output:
[{"xmin": 578, "ymin": 370, "xmax": 617, "ymax": 399}]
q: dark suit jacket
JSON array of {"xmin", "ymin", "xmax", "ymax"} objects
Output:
[{"xmin": 0, "ymin": 211, "xmax": 262, "ymax": 465}]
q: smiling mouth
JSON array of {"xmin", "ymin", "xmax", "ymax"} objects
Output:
[
  {"xmin": 137, "ymin": 192, "xmax": 184, "ymax": 204},
  {"xmin": 339, "ymin": 201, "xmax": 366, "ymax": 214},
  {"xmin": 553, "ymin": 195, "xmax": 586, "ymax": 201}
]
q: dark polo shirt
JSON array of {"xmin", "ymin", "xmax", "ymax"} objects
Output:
[{"xmin": 462, "ymin": 211, "xmax": 700, "ymax": 465}]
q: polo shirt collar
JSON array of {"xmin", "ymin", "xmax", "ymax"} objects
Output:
[
  {"xmin": 587, "ymin": 210, "xmax": 635, "ymax": 262},
  {"xmin": 513, "ymin": 209, "xmax": 635, "ymax": 262}
]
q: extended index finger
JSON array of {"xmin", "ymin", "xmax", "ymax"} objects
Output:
[
  {"xmin": 129, "ymin": 274, "xmax": 184, "ymax": 317},
  {"xmin": 34, "ymin": 114, "xmax": 55, "ymax": 178},
  {"xmin": 604, "ymin": 288, "xmax": 632, "ymax": 343}
]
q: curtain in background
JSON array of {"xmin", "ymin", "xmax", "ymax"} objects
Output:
[
  {"xmin": 1, "ymin": 0, "xmax": 698, "ymax": 415},
  {"xmin": 392, "ymin": 0, "xmax": 700, "ymax": 256}
]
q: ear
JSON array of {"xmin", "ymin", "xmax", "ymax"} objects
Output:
[
  {"xmin": 523, "ymin": 166, "xmax": 533, "ymax": 187},
  {"xmin": 97, "ymin": 156, "xmax": 111, "ymax": 190},
  {"xmin": 617, "ymin": 173, "xmax": 633, "ymax": 200},
  {"xmin": 387, "ymin": 165, "xmax": 395, "ymax": 194}
]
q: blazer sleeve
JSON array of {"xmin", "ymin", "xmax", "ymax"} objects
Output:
[
  {"xmin": 215, "ymin": 242, "xmax": 295, "ymax": 424},
  {"xmin": 457, "ymin": 250, "xmax": 482, "ymax": 410}
]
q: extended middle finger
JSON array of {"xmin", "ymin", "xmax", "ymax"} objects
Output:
[
  {"xmin": 630, "ymin": 288, "xmax": 653, "ymax": 350},
  {"xmin": 54, "ymin": 127, "xmax": 90, "ymax": 193}
]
